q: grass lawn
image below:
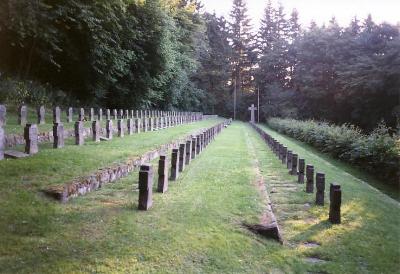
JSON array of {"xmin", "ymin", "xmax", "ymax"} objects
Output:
[{"xmin": 0, "ymin": 121, "xmax": 398, "ymax": 273}]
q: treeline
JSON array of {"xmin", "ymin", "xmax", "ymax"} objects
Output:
[
  {"xmin": 0, "ymin": 0, "xmax": 207, "ymax": 110},
  {"xmin": 0, "ymin": 0, "xmax": 399, "ymax": 131},
  {"xmin": 202, "ymin": 0, "xmax": 399, "ymax": 131}
]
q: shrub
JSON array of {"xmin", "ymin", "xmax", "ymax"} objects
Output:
[{"xmin": 267, "ymin": 118, "xmax": 400, "ymax": 185}]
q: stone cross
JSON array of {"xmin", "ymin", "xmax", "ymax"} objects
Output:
[
  {"xmin": 248, "ymin": 104, "xmax": 257, "ymax": 123},
  {"xmin": 37, "ymin": 106, "xmax": 45, "ymax": 124},
  {"xmin": 0, "ymin": 105, "xmax": 6, "ymax": 127},
  {"xmin": 106, "ymin": 120, "xmax": 113, "ymax": 139},
  {"xmin": 53, "ymin": 106, "xmax": 61, "ymax": 123},
  {"xmin": 92, "ymin": 120, "xmax": 100, "ymax": 142},
  {"xmin": 329, "ymin": 184, "xmax": 341, "ymax": 224},
  {"xmin": 53, "ymin": 122, "xmax": 64, "ymax": 148},
  {"xmin": 0, "ymin": 127, "xmax": 4, "ymax": 160},
  {"xmin": 306, "ymin": 165, "xmax": 314, "ymax": 193},
  {"xmin": 24, "ymin": 124, "xmax": 38, "ymax": 154},
  {"xmin": 157, "ymin": 155, "xmax": 169, "ymax": 193},
  {"xmin": 18, "ymin": 105, "xmax": 28, "ymax": 125},
  {"xmin": 315, "ymin": 173, "xmax": 325, "ymax": 205},
  {"xmin": 298, "ymin": 159, "xmax": 305, "ymax": 184},
  {"xmin": 74, "ymin": 121, "xmax": 84, "ymax": 145},
  {"xmin": 178, "ymin": 143, "xmax": 186, "ymax": 172},
  {"xmin": 170, "ymin": 148, "xmax": 180, "ymax": 181},
  {"xmin": 138, "ymin": 164, "xmax": 153, "ymax": 210},
  {"xmin": 67, "ymin": 107, "xmax": 73, "ymax": 123}
]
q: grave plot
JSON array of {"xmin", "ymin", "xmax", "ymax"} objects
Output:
[{"xmin": 247, "ymin": 123, "xmax": 400, "ymax": 273}]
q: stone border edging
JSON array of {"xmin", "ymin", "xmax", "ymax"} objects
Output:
[{"xmin": 43, "ymin": 120, "xmax": 230, "ymax": 202}]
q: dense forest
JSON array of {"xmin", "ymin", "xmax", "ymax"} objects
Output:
[{"xmin": 0, "ymin": 0, "xmax": 399, "ymax": 131}]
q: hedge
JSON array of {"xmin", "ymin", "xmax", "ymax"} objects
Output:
[{"xmin": 267, "ymin": 118, "xmax": 400, "ymax": 185}]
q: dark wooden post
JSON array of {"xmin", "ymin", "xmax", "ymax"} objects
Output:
[
  {"xmin": 138, "ymin": 164, "xmax": 153, "ymax": 210},
  {"xmin": 157, "ymin": 155, "xmax": 168, "ymax": 193}
]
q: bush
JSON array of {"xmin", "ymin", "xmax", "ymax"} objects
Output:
[{"xmin": 267, "ymin": 118, "xmax": 400, "ymax": 185}]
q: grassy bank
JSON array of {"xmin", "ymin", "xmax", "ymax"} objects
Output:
[{"xmin": 0, "ymin": 122, "xmax": 398, "ymax": 273}]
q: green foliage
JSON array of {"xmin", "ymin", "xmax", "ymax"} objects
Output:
[{"xmin": 267, "ymin": 117, "xmax": 400, "ymax": 185}]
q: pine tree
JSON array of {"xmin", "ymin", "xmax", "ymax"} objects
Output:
[{"xmin": 229, "ymin": 0, "xmax": 254, "ymax": 119}]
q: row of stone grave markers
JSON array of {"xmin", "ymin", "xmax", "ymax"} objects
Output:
[
  {"xmin": 250, "ymin": 123, "xmax": 342, "ymax": 224},
  {"xmin": 137, "ymin": 121, "xmax": 230, "ymax": 210},
  {"xmin": 0, "ymin": 104, "xmax": 202, "ymax": 126},
  {"xmin": 0, "ymin": 106, "xmax": 204, "ymax": 160}
]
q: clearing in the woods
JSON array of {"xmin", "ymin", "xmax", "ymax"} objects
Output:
[{"xmin": 0, "ymin": 122, "xmax": 398, "ymax": 273}]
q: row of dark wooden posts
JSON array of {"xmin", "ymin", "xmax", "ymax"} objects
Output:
[
  {"xmin": 137, "ymin": 120, "xmax": 231, "ymax": 210},
  {"xmin": 250, "ymin": 123, "xmax": 342, "ymax": 224}
]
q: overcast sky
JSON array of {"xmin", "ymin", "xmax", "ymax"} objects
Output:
[{"xmin": 201, "ymin": 0, "xmax": 400, "ymax": 28}]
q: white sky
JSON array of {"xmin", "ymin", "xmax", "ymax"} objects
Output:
[{"xmin": 201, "ymin": 0, "xmax": 400, "ymax": 28}]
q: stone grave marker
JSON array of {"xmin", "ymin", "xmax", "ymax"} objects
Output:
[
  {"xmin": 53, "ymin": 106, "xmax": 61, "ymax": 123},
  {"xmin": 90, "ymin": 108, "xmax": 95, "ymax": 121},
  {"xmin": 118, "ymin": 119, "xmax": 124, "ymax": 137},
  {"xmin": 157, "ymin": 155, "xmax": 169, "ymax": 193},
  {"xmin": 0, "ymin": 127, "xmax": 4, "ymax": 160},
  {"xmin": 138, "ymin": 164, "xmax": 153, "ymax": 211},
  {"xmin": 24, "ymin": 124, "xmax": 38, "ymax": 154},
  {"xmin": 106, "ymin": 120, "xmax": 113, "ymax": 139},
  {"xmin": 298, "ymin": 159, "xmax": 305, "ymax": 184},
  {"xmin": 196, "ymin": 135, "xmax": 201, "ymax": 155},
  {"xmin": 315, "ymin": 173, "xmax": 325, "ymax": 205},
  {"xmin": 53, "ymin": 122, "xmax": 64, "ymax": 148},
  {"xmin": 113, "ymin": 109, "xmax": 118, "ymax": 120},
  {"xmin": 67, "ymin": 107, "xmax": 73, "ymax": 123},
  {"xmin": 37, "ymin": 106, "xmax": 45, "ymax": 124},
  {"xmin": 119, "ymin": 109, "xmax": 124, "ymax": 119},
  {"xmin": 281, "ymin": 147, "xmax": 287, "ymax": 164},
  {"xmin": 79, "ymin": 108, "xmax": 85, "ymax": 121},
  {"xmin": 306, "ymin": 165, "xmax": 314, "ymax": 193},
  {"xmin": 179, "ymin": 143, "xmax": 186, "ymax": 172},
  {"xmin": 127, "ymin": 119, "xmax": 134, "ymax": 135},
  {"xmin": 75, "ymin": 121, "xmax": 84, "ymax": 145},
  {"xmin": 18, "ymin": 105, "xmax": 28, "ymax": 125},
  {"xmin": 125, "ymin": 110, "xmax": 129, "ymax": 119},
  {"xmin": 106, "ymin": 109, "xmax": 111, "ymax": 120},
  {"xmin": 185, "ymin": 140, "xmax": 192, "ymax": 165},
  {"xmin": 286, "ymin": 151, "xmax": 293, "ymax": 169},
  {"xmin": 329, "ymin": 184, "xmax": 341, "ymax": 224},
  {"xmin": 191, "ymin": 137, "xmax": 197, "ymax": 159},
  {"xmin": 170, "ymin": 148, "xmax": 180, "ymax": 180},
  {"xmin": 98, "ymin": 108, "xmax": 103, "ymax": 121},
  {"xmin": 0, "ymin": 105, "xmax": 6, "ymax": 127},
  {"xmin": 92, "ymin": 120, "xmax": 100, "ymax": 142},
  {"xmin": 290, "ymin": 154, "xmax": 298, "ymax": 175},
  {"xmin": 135, "ymin": 118, "xmax": 141, "ymax": 134}
]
